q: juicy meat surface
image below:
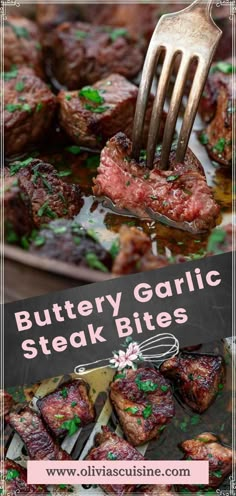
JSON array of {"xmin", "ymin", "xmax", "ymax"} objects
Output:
[
  {"xmin": 199, "ymin": 60, "xmax": 235, "ymax": 167},
  {"xmin": 29, "ymin": 219, "xmax": 113, "ymax": 272},
  {"xmin": 160, "ymin": 353, "xmax": 225, "ymax": 413},
  {"xmin": 9, "ymin": 408, "xmax": 71, "ymax": 460},
  {"xmin": 139, "ymin": 485, "xmax": 176, "ymax": 495},
  {"xmin": 3, "ymin": 175, "xmax": 34, "ymax": 241},
  {"xmin": 86, "ymin": 426, "xmax": 144, "ymax": 496},
  {"xmin": 93, "ymin": 133, "xmax": 220, "ymax": 234},
  {"xmin": 110, "ymin": 367, "xmax": 175, "ymax": 446},
  {"xmin": 180, "ymin": 432, "xmax": 232, "ymax": 491},
  {"xmin": 50, "ymin": 21, "xmax": 144, "ymax": 89},
  {"xmin": 3, "ymin": 459, "xmax": 44, "ymax": 494},
  {"xmin": 112, "ymin": 226, "xmax": 169, "ymax": 275},
  {"xmin": 58, "ymin": 74, "xmax": 163, "ymax": 149},
  {"xmin": 0, "ymin": 390, "xmax": 13, "ymax": 418},
  {"xmin": 4, "ymin": 159, "xmax": 82, "ymax": 232},
  {"xmin": 3, "ymin": 67, "xmax": 57, "ymax": 156},
  {"xmin": 37, "ymin": 379, "xmax": 95, "ymax": 438},
  {"xmin": 3, "ymin": 16, "xmax": 43, "ymax": 77}
]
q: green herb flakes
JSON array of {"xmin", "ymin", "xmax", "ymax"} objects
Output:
[
  {"xmin": 107, "ymin": 452, "xmax": 117, "ymax": 460},
  {"xmin": 57, "ymin": 170, "xmax": 72, "ymax": 177},
  {"xmin": 211, "ymin": 470, "xmax": 222, "ymax": 478},
  {"xmin": 10, "ymin": 157, "xmax": 34, "ymax": 175},
  {"xmin": 199, "ymin": 132, "xmax": 209, "ymax": 145},
  {"xmin": 71, "ymin": 401, "xmax": 77, "ymax": 408},
  {"xmin": 15, "ymin": 81, "xmax": 24, "ymax": 92},
  {"xmin": 54, "ymin": 414, "xmax": 65, "ymax": 419},
  {"xmin": 37, "ymin": 201, "xmax": 57, "ymax": 219},
  {"xmin": 6, "ymin": 469, "xmax": 20, "ymax": 481},
  {"xmin": 5, "ymin": 103, "xmax": 22, "ymax": 112},
  {"xmin": 65, "ymin": 145, "xmax": 81, "ymax": 155},
  {"xmin": 61, "ymin": 415, "xmax": 81, "ymax": 436},
  {"xmin": 142, "ymin": 404, "xmax": 152, "ymax": 419},
  {"xmin": 109, "ymin": 239, "xmax": 120, "ymax": 259},
  {"xmin": 12, "ymin": 25, "xmax": 29, "ymax": 39},
  {"xmin": 85, "ymin": 104, "xmax": 110, "ymax": 114},
  {"xmin": 75, "ymin": 30, "xmax": 88, "ymax": 40},
  {"xmin": 65, "ymin": 94, "xmax": 72, "ymax": 101},
  {"xmin": 124, "ymin": 406, "xmax": 139, "ymax": 414},
  {"xmin": 60, "ymin": 388, "xmax": 68, "ymax": 399},
  {"xmin": 85, "ymin": 253, "xmax": 108, "ymax": 272},
  {"xmin": 211, "ymin": 61, "xmax": 235, "ymax": 74},
  {"xmin": 135, "ymin": 376, "xmax": 158, "ymax": 392},
  {"xmin": 36, "ymin": 102, "xmax": 43, "ymax": 112},
  {"xmin": 79, "ymin": 86, "xmax": 104, "ymax": 104},
  {"xmin": 85, "ymin": 155, "xmax": 100, "ymax": 168},
  {"xmin": 213, "ymin": 138, "xmax": 226, "ymax": 154},
  {"xmin": 109, "ymin": 28, "xmax": 128, "ymax": 42},
  {"xmin": 34, "ymin": 236, "xmax": 46, "ymax": 247},
  {"xmin": 166, "ymin": 174, "xmax": 179, "ymax": 182},
  {"xmin": 2, "ymin": 66, "xmax": 18, "ymax": 81}
]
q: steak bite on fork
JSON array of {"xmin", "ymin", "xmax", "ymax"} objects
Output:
[
  {"xmin": 37, "ymin": 379, "xmax": 95, "ymax": 438},
  {"xmin": 160, "ymin": 353, "xmax": 225, "ymax": 413},
  {"xmin": 110, "ymin": 367, "xmax": 175, "ymax": 446}
]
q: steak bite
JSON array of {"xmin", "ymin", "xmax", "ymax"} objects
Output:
[
  {"xmin": 3, "ymin": 67, "xmax": 57, "ymax": 156},
  {"xmin": 4, "ymin": 159, "xmax": 83, "ymax": 234},
  {"xmin": 112, "ymin": 226, "xmax": 169, "ymax": 275},
  {"xmin": 58, "ymin": 74, "xmax": 161, "ymax": 149},
  {"xmin": 86, "ymin": 426, "xmax": 144, "ymax": 496},
  {"xmin": 3, "ymin": 175, "xmax": 34, "ymax": 242},
  {"xmin": 139, "ymin": 485, "xmax": 176, "ymax": 496},
  {"xmin": 110, "ymin": 367, "xmax": 175, "ymax": 446},
  {"xmin": 160, "ymin": 353, "xmax": 225, "ymax": 413},
  {"xmin": 3, "ymin": 16, "xmax": 43, "ymax": 77},
  {"xmin": 9, "ymin": 408, "xmax": 71, "ymax": 460},
  {"xmin": 37, "ymin": 379, "xmax": 95, "ymax": 438},
  {"xmin": 199, "ymin": 60, "xmax": 235, "ymax": 167},
  {"xmin": 50, "ymin": 21, "xmax": 143, "ymax": 90},
  {"xmin": 29, "ymin": 219, "xmax": 112, "ymax": 272},
  {"xmin": 93, "ymin": 133, "xmax": 220, "ymax": 234},
  {"xmin": 3, "ymin": 459, "xmax": 44, "ymax": 494},
  {"xmin": 0, "ymin": 390, "xmax": 13, "ymax": 418},
  {"xmin": 180, "ymin": 432, "xmax": 232, "ymax": 491}
]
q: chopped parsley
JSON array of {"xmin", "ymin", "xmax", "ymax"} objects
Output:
[
  {"xmin": 109, "ymin": 239, "xmax": 120, "ymax": 259},
  {"xmin": 211, "ymin": 470, "xmax": 222, "ymax": 478},
  {"xmin": 124, "ymin": 406, "xmax": 139, "ymax": 414},
  {"xmin": 85, "ymin": 154, "xmax": 100, "ymax": 168},
  {"xmin": 71, "ymin": 401, "xmax": 77, "ymax": 408},
  {"xmin": 34, "ymin": 235, "xmax": 46, "ymax": 247},
  {"xmin": 160, "ymin": 385, "xmax": 169, "ymax": 392},
  {"xmin": 135, "ymin": 376, "xmax": 158, "ymax": 392},
  {"xmin": 54, "ymin": 414, "xmax": 65, "ymax": 419},
  {"xmin": 6, "ymin": 469, "xmax": 20, "ymax": 481},
  {"xmin": 12, "ymin": 25, "xmax": 29, "ymax": 39},
  {"xmin": 79, "ymin": 86, "xmax": 104, "ymax": 104},
  {"xmin": 199, "ymin": 132, "xmax": 209, "ymax": 145},
  {"xmin": 142, "ymin": 404, "xmax": 152, "ymax": 419},
  {"xmin": 36, "ymin": 102, "xmax": 43, "ymax": 112},
  {"xmin": 207, "ymin": 228, "xmax": 226, "ymax": 254},
  {"xmin": 166, "ymin": 174, "xmax": 179, "ymax": 182},
  {"xmin": 150, "ymin": 195, "xmax": 158, "ymax": 200},
  {"xmin": 57, "ymin": 170, "xmax": 72, "ymax": 177},
  {"xmin": 188, "ymin": 373, "xmax": 194, "ymax": 381},
  {"xmin": 85, "ymin": 252, "xmax": 109, "ymax": 272},
  {"xmin": 1, "ymin": 66, "xmax": 18, "ymax": 81},
  {"xmin": 15, "ymin": 80, "xmax": 24, "ymax": 92},
  {"xmin": 61, "ymin": 415, "xmax": 81, "ymax": 436},
  {"xmin": 190, "ymin": 415, "xmax": 200, "ymax": 426},
  {"xmin": 5, "ymin": 103, "xmax": 22, "ymax": 112},
  {"xmin": 85, "ymin": 104, "xmax": 110, "ymax": 113},
  {"xmin": 75, "ymin": 30, "xmax": 88, "ymax": 40},
  {"xmin": 65, "ymin": 94, "xmax": 72, "ymax": 101},
  {"xmin": 109, "ymin": 28, "xmax": 128, "ymax": 42},
  {"xmin": 60, "ymin": 388, "xmax": 68, "ymax": 399},
  {"xmin": 107, "ymin": 452, "xmax": 117, "ymax": 460},
  {"xmin": 65, "ymin": 145, "xmax": 81, "ymax": 155},
  {"xmin": 114, "ymin": 372, "xmax": 126, "ymax": 380},
  {"xmin": 10, "ymin": 157, "xmax": 34, "ymax": 175},
  {"xmin": 213, "ymin": 137, "xmax": 226, "ymax": 154},
  {"xmin": 37, "ymin": 201, "xmax": 57, "ymax": 219},
  {"xmin": 211, "ymin": 61, "xmax": 235, "ymax": 74},
  {"xmin": 52, "ymin": 225, "xmax": 67, "ymax": 235}
]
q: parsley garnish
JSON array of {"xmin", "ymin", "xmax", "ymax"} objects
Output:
[
  {"xmin": 135, "ymin": 376, "xmax": 158, "ymax": 392},
  {"xmin": 36, "ymin": 102, "xmax": 43, "ymax": 112},
  {"xmin": 109, "ymin": 28, "xmax": 128, "ymax": 42},
  {"xmin": 61, "ymin": 415, "xmax": 81, "ymax": 436},
  {"xmin": 124, "ymin": 406, "xmax": 139, "ymax": 414},
  {"xmin": 109, "ymin": 239, "xmax": 120, "ymax": 259},
  {"xmin": 12, "ymin": 25, "xmax": 29, "ymax": 38},
  {"xmin": 75, "ymin": 30, "xmax": 88, "ymax": 40},
  {"xmin": 211, "ymin": 61, "xmax": 235, "ymax": 74},
  {"xmin": 85, "ymin": 155, "xmax": 100, "ymax": 168},
  {"xmin": 207, "ymin": 228, "xmax": 226, "ymax": 254},
  {"xmin": 142, "ymin": 404, "xmax": 152, "ymax": 419},
  {"xmin": 15, "ymin": 81, "xmax": 24, "ymax": 92},
  {"xmin": 10, "ymin": 157, "xmax": 34, "ymax": 175},
  {"xmin": 85, "ymin": 253, "xmax": 108, "ymax": 272},
  {"xmin": 5, "ymin": 103, "xmax": 22, "ymax": 112},
  {"xmin": 213, "ymin": 137, "xmax": 226, "ymax": 153},
  {"xmin": 85, "ymin": 104, "xmax": 110, "ymax": 113},
  {"xmin": 79, "ymin": 86, "xmax": 104, "ymax": 104},
  {"xmin": 54, "ymin": 414, "xmax": 65, "ymax": 419},
  {"xmin": 60, "ymin": 388, "xmax": 68, "ymax": 399},
  {"xmin": 211, "ymin": 470, "xmax": 222, "ymax": 478},
  {"xmin": 71, "ymin": 401, "xmax": 77, "ymax": 408},
  {"xmin": 37, "ymin": 201, "xmax": 57, "ymax": 219},
  {"xmin": 65, "ymin": 145, "xmax": 81, "ymax": 155},
  {"xmin": 107, "ymin": 452, "xmax": 117, "ymax": 460},
  {"xmin": 6, "ymin": 469, "xmax": 20, "ymax": 481},
  {"xmin": 199, "ymin": 132, "xmax": 209, "ymax": 145},
  {"xmin": 57, "ymin": 170, "xmax": 72, "ymax": 177},
  {"xmin": 166, "ymin": 174, "xmax": 179, "ymax": 182},
  {"xmin": 1, "ymin": 66, "xmax": 18, "ymax": 81}
]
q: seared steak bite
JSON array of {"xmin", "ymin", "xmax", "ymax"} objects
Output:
[
  {"xmin": 3, "ymin": 16, "xmax": 43, "ymax": 77},
  {"xmin": 86, "ymin": 426, "xmax": 144, "ymax": 496},
  {"xmin": 3, "ymin": 67, "xmax": 57, "ymax": 156},
  {"xmin": 0, "ymin": 390, "xmax": 13, "ymax": 418},
  {"xmin": 37, "ymin": 379, "xmax": 95, "ymax": 438},
  {"xmin": 139, "ymin": 485, "xmax": 176, "ymax": 495},
  {"xmin": 4, "ymin": 159, "xmax": 83, "ymax": 233},
  {"xmin": 50, "ymin": 21, "xmax": 143, "ymax": 90},
  {"xmin": 180, "ymin": 432, "xmax": 232, "ymax": 491},
  {"xmin": 3, "ymin": 459, "xmax": 44, "ymax": 494},
  {"xmin": 199, "ymin": 60, "xmax": 235, "ymax": 167},
  {"xmin": 93, "ymin": 133, "xmax": 220, "ymax": 234},
  {"xmin": 9, "ymin": 408, "xmax": 71, "ymax": 460},
  {"xmin": 58, "ymin": 74, "xmax": 161, "ymax": 149},
  {"xmin": 160, "ymin": 353, "xmax": 225, "ymax": 413},
  {"xmin": 29, "ymin": 219, "xmax": 112, "ymax": 272},
  {"xmin": 110, "ymin": 367, "xmax": 175, "ymax": 446},
  {"xmin": 112, "ymin": 226, "xmax": 169, "ymax": 275},
  {"xmin": 3, "ymin": 175, "xmax": 34, "ymax": 241}
]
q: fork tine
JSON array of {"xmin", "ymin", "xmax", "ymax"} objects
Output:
[
  {"xmin": 175, "ymin": 58, "xmax": 212, "ymax": 163},
  {"xmin": 146, "ymin": 49, "xmax": 175, "ymax": 169},
  {"xmin": 159, "ymin": 54, "xmax": 191, "ymax": 170},
  {"xmin": 132, "ymin": 44, "xmax": 161, "ymax": 161}
]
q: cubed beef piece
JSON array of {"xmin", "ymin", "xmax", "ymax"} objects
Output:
[
  {"xmin": 58, "ymin": 74, "xmax": 163, "ymax": 149},
  {"xmin": 9, "ymin": 408, "xmax": 71, "ymax": 460},
  {"xmin": 112, "ymin": 226, "xmax": 169, "ymax": 275},
  {"xmin": 3, "ymin": 459, "xmax": 44, "ymax": 494},
  {"xmin": 4, "ymin": 159, "xmax": 83, "ymax": 234},
  {"xmin": 50, "ymin": 21, "xmax": 144, "ymax": 90},
  {"xmin": 139, "ymin": 485, "xmax": 176, "ymax": 495},
  {"xmin": 3, "ymin": 67, "xmax": 57, "ymax": 156},
  {"xmin": 180, "ymin": 432, "xmax": 232, "ymax": 491},
  {"xmin": 29, "ymin": 219, "xmax": 112, "ymax": 272},
  {"xmin": 3, "ymin": 16, "xmax": 43, "ymax": 77},
  {"xmin": 93, "ymin": 133, "xmax": 220, "ymax": 234},
  {"xmin": 0, "ymin": 390, "xmax": 13, "ymax": 418},
  {"xmin": 199, "ymin": 60, "xmax": 235, "ymax": 167},
  {"xmin": 160, "ymin": 353, "xmax": 225, "ymax": 413},
  {"xmin": 3, "ymin": 175, "xmax": 34, "ymax": 241},
  {"xmin": 110, "ymin": 367, "xmax": 175, "ymax": 446},
  {"xmin": 37, "ymin": 379, "xmax": 95, "ymax": 438},
  {"xmin": 86, "ymin": 426, "xmax": 144, "ymax": 496}
]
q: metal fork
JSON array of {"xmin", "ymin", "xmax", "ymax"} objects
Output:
[{"xmin": 132, "ymin": 0, "xmax": 222, "ymax": 169}]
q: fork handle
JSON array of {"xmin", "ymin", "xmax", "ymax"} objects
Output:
[{"xmin": 187, "ymin": 0, "xmax": 215, "ymax": 16}]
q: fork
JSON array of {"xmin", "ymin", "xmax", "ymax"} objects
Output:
[{"xmin": 132, "ymin": 0, "xmax": 222, "ymax": 170}]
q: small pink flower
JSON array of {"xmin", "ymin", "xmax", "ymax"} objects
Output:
[{"xmin": 109, "ymin": 342, "xmax": 141, "ymax": 370}]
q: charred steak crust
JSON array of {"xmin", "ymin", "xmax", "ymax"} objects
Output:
[
  {"xmin": 3, "ymin": 16, "xmax": 43, "ymax": 77},
  {"xmin": 4, "ymin": 159, "xmax": 83, "ymax": 231},
  {"xmin": 3, "ymin": 459, "xmax": 44, "ymax": 494},
  {"xmin": 50, "ymin": 21, "xmax": 144, "ymax": 90},
  {"xmin": 180, "ymin": 432, "xmax": 232, "ymax": 491},
  {"xmin": 3, "ymin": 176, "xmax": 34, "ymax": 241},
  {"xmin": 58, "ymin": 73, "xmax": 163, "ymax": 149},
  {"xmin": 160, "ymin": 353, "xmax": 225, "ymax": 413},
  {"xmin": 93, "ymin": 133, "xmax": 220, "ymax": 234},
  {"xmin": 110, "ymin": 367, "xmax": 175, "ymax": 446},
  {"xmin": 3, "ymin": 67, "xmax": 57, "ymax": 156},
  {"xmin": 29, "ymin": 219, "xmax": 113, "ymax": 271},
  {"xmin": 9, "ymin": 408, "xmax": 71, "ymax": 461},
  {"xmin": 1, "ymin": 390, "xmax": 13, "ymax": 418},
  {"xmin": 86, "ymin": 426, "xmax": 144, "ymax": 496},
  {"xmin": 37, "ymin": 379, "xmax": 95, "ymax": 438},
  {"xmin": 112, "ymin": 225, "xmax": 169, "ymax": 275}
]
